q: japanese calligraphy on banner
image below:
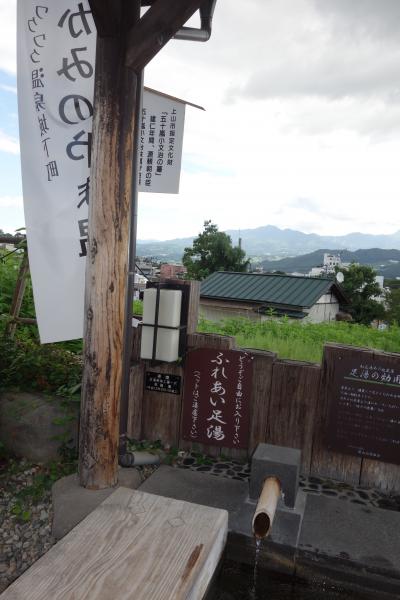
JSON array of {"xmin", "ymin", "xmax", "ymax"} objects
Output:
[
  {"xmin": 182, "ymin": 349, "xmax": 254, "ymax": 449},
  {"xmin": 327, "ymin": 348, "xmax": 400, "ymax": 465},
  {"xmin": 17, "ymin": 1, "xmax": 186, "ymax": 343}
]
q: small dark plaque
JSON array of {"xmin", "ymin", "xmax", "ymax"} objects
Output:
[
  {"xmin": 145, "ymin": 371, "xmax": 181, "ymax": 395},
  {"xmin": 182, "ymin": 348, "xmax": 253, "ymax": 449},
  {"xmin": 327, "ymin": 350, "xmax": 400, "ymax": 464}
]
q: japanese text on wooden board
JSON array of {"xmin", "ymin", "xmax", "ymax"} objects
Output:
[
  {"xmin": 182, "ymin": 349, "xmax": 253, "ymax": 449},
  {"xmin": 327, "ymin": 351, "xmax": 400, "ymax": 465}
]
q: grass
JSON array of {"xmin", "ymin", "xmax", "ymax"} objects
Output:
[{"xmin": 197, "ymin": 317, "xmax": 400, "ymax": 363}]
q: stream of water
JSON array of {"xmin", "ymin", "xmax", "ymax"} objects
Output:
[{"xmin": 250, "ymin": 538, "xmax": 261, "ymax": 599}]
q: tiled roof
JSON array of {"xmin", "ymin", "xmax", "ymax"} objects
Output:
[{"xmin": 200, "ymin": 271, "xmax": 346, "ymax": 309}]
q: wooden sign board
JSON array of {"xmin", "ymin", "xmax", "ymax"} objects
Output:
[
  {"xmin": 327, "ymin": 348, "xmax": 400, "ymax": 464},
  {"xmin": 182, "ymin": 348, "xmax": 253, "ymax": 449},
  {"xmin": 145, "ymin": 371, "xmax": 181, "ymax": 395}
]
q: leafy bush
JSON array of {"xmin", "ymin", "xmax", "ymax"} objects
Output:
[
  {"xmin": 0, "ymin": 334, "xmax": 82, "ymax": 394},
  {"xmin": 133, "ymin": 299, "xmax": 143, "ymax": 316},
  {"xmin": 0, "ymin": 248, "xmax": 83, "ymax": 394},
  {"xmin": 0, "ymin": 248, "xmax": 83, "ymax": 463}
]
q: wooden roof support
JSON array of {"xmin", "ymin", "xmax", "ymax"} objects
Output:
[
  {"xmin": 88, "ymin": 0, "xmax": 122, "ymax": 37},
  {"xmin": 126, "ymin": 0, "xmax": 207, "ymax": 71}
]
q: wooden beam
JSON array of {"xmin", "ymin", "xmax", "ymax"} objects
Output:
[
  {"xmin": 126, "ymin": 0, "xmax": 206, "ymax": 71},
  {"xmin": 9, "ymin": 317, "xmax": 37, "ymax": 325},
  {"xmin": 79, "ymin": 1, "xmax": 141, "ymax": 489}
]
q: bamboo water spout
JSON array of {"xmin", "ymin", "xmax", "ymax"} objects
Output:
[{"xmin": 252, "ymin": 477, "xmax": 282, "ymax": 539}]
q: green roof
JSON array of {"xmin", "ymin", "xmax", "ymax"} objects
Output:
[{"xmin": 200, "ymin": 271, "xmax": 347, "ymax": 309}]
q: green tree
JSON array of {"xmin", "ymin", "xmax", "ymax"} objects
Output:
[
  {"xmin": 337, "ymin": 263, "xmax": 386, "ymax": 325},
  {"xmin": 386, "ymin": 287, "xmax": 400, "ymax": 324},
  {"xmin": 182, "ymin": 220, "xmax": 249, "ymax": 280}
]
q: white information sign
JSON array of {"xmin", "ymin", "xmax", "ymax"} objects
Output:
[
  {"xmin": 17, "ymin": 1, "xmax": 186, "ymax": 343},
  {"xmin": 138, "ymin": 92, "xmax": 185, "ymax": 194}
]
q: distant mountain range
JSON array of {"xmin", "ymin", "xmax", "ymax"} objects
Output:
[
  {"xmin": 261, "ymin": 248, "xmax": 400, "ymax": 278},
  {"xmin": 137, "ymin": 238, "xmax": 193, "ymax": 261},
  {"xmin": 227, "ymin": 226, "xmax": 400, "ymax": 257},
  {"xmin": 137, "ymin": 225, "xmax": 400, "ymax": 261}
]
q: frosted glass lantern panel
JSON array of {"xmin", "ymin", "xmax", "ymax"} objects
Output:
[
  {"xmin": 142, "ymin": 289, "xmax": 182, "ymax": 327},
  {"xmin": 140, "ymin": 326, "xmax": 180, "ymax": 362}
]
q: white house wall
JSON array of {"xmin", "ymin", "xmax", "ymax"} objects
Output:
[{"xmin": 303, "ymin": 292, "xmax": 340, "ymax": 323}]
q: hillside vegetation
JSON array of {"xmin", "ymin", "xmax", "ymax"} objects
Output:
[
  {"xmin": 261, "ymin": 248, "xmax": 400, "ymax": 278},
  {"xmin": 197, "ymin": 317, "xmax": 400, "ymax": 363}
]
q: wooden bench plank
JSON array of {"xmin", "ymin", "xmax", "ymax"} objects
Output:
[{"xmin": 1, "ymin": 488, "xmax": 228, "ymax": 600}]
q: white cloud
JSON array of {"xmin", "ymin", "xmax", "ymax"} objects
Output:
[
  {"xmin": 0, "ymin": 1, "xmax": 16, "ymax": 74},
  {"xmin": 0, "ymin": 196, "xmax": 24, "ymax": 234},
  {"xmin": 311, "ymin": 0, "xmax": 400, "ymax": 41},
  {"xmin": 0, "ymin": 84, "xmax": 17, "ymax": 94},
  {"xmin": 0, "ymin": 195, "xmax": 22, "ymax": 208},
  {"xmin": 139, "ymin": 0, "xmax": 400, "ymax": 239},
  {"xmin": 234, "ymin": 50, "xmax": 400, "ymax": 102},
  {"xmin": 0, "ymin": 130, "xmax": 19, "ymax": 154},
  {"xmin": 226, "ymin": 0, "xmax": 400, "ymax": 106},
  {"xmin": 2, "ymin": 0, "xmax": 400, "ymax": 244}
]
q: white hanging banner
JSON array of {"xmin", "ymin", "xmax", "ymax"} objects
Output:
[{"xmin": 17, "ymin": 1, "xmax": 186, "ymax": 343}]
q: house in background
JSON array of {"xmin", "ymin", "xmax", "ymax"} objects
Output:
[
  {"xmin": 133, "ymin": 273, "xmax": 148, "ymax": 299},
  {"xmin": 200, "ymin": 271, "xmax": 348, "ymax": 324},
  {"xmin": 160, "ymin": 263, "xmax": 187, "ymax": 280},
  {"xmin": 309, "ymin": 253, "xmax": 351, "ymax": 277},
  {"xmin": 136, "ymin": 261, "xmax": 159, "ymax": 280}
]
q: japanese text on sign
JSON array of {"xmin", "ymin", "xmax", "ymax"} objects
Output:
[
  {"xmin": 182, "ymin": 349, "xmax": 254, "ymax": 449},
  {"xmin": 327, "ymin": 349, "xmax": 400, "ymax": 465}
]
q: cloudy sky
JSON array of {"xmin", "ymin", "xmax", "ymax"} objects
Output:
[{"xmin": 1, "ymin": 0, "xmax": 400, "ymax": 240}]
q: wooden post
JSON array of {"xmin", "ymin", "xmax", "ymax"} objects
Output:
[
  {"xmin": 79, "ymin": 1, "xmax": 140, "ymax": 489},
  {"xmin": 118, "ymin": 69, "xmax": 143, "ymax": 456},
  {"xmin": 6, "ymin": 250, "xmax": 30, "ymax": 339},
  {"xmin": 79, "ymin": 0, "xmax": 210, "ymax": 489}
]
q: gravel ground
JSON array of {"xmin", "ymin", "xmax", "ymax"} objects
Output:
[
  {"xmin": 0, "ymin": 460, "xmax": 54, "ymax": 593},
  {"xmin": 0, "ymin": 458, "xmax": 158, "ymax": 593}
]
